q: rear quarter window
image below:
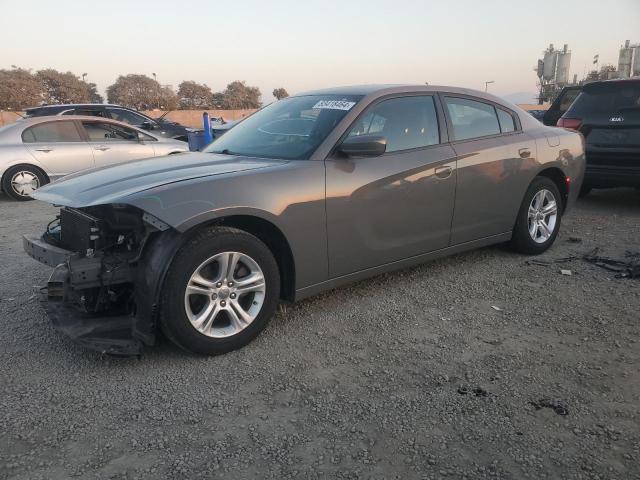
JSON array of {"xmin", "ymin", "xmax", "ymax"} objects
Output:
[{"xmin": 22, "ymin": 121, "xmax": 83, "ymax": 143}]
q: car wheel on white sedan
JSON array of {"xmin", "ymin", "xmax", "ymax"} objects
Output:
[
  {"xmin": 160, "ymin": 226, "xmax": 280, "ymax": 355},
  {"xmin": 511, "ymin": 176, "xmax": 563, "ymax": 254},
  {"xmin": 2, "ymin": 164, "xmax": 48, "ymax": 201}
]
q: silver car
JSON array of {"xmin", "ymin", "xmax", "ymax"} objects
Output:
[
  {"xmin": 23, "ymin": 85, "xmax": 585, "ymax": 356},
  {"xmin": 0, "ymin": 116, "xmax": 188, "ymax": 201}
]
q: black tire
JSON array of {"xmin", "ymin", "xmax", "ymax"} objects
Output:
[
  {"xmin": 510, "ymin": 176, "xmax": 563, "ymax": 255},
  {"xmin": 578, "ymin": 185, "xmax": 592, "ymax": 198},
  {"xmin": 1, "ymin": 164, "xmax": 47, "ymax": 201},
  {"xmin": 159, "ymin": 226, "xmax": 280, "ymax": 355}
]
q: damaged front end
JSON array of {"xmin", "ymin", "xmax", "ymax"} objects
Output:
[{"xmin": 23, "ymin": 204, "xmax": 175, "ymax": 356}]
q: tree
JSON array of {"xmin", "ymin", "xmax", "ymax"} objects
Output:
[
  {"xmin": 107, "ymin": 74, "xmax": 177, "ymax": 110},
  {"xmin": 87, "ymin": 83, "xmax": 104, "ymax": 103},
  {"xmin": 177, "ymin": 81, "xmax": 213, "ymax": 109},
  {"xmin": 272, "ymin": 88, "xmax": 289, "ymax": 100},
  {"xmin": 214, "ymin": 81, "xmax": 262, "ymax": 109},
  {"xmin": 36, "ymin": 69, "xmax": 91, "ymax": 104},
  {"xmin": 0, "ymin": 68, "xmax": 42, "ymax": 110}
]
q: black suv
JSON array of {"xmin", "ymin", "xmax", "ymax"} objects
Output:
[
  {"xmin": 557, "ymin": 79, "xmax": 640, "ymax": 195},
  {"xmin": 24, "ymin": 104, "xmax": 192, "ymax": 141}
]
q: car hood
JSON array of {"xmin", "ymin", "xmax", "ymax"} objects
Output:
[{"xmin": 33, "ymin": 152, "xmax": 287, "ymax": 207}]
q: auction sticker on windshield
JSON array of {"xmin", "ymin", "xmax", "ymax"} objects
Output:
[{"xmin": 313, "ymin": 100, "xmax": 356, "ymax": 111}]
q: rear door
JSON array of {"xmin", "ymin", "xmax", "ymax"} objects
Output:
[
  {"xmin": 443, "ymin": 95, "xmax": 534, "ymax": 244},
  {"xmin": 79, "ymin": 120, "xmax": 155, "ymax": 167},
  {"xmin": 22, "ymin": 120, "xmax": 94, "ymax": 178}
]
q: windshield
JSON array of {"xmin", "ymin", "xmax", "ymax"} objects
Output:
[{"xmin": 205, "ymin": 94, "xmax": 363, "ymax": 160}]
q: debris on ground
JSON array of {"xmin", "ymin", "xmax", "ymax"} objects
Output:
[
  {"xmin": 458, "ymin": 385, "xmax": 489, "ymax": 397},
  {"xmin": 530, "ymin": 398, "xmax": 569, "ymax": 416},
  {"xmin": 583, "ymin": 248, "xmax": 640, "ymax": 279},
  {"xmin": 526, "ymin": 256, "xmax": 576, "ymax": 267},
  {"xmin": 568, "ymin": 237, "xmax": 583, "ymax": 244},
  {"xmin": 560, "ymin": 269, "xmax": 572, "ymax": 276},
  {"xmin": 491, "ymin": 305, "xmax": 503, "ymax": 311}
]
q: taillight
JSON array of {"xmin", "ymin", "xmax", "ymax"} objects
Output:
[{"xmin": 557, "ymin": 117, "xmax": 582, "ymax": 130}]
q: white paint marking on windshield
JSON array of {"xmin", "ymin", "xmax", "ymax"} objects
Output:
[{"xmin": 312, "ymin": 100, "xmax": 356, "ymax": 111}]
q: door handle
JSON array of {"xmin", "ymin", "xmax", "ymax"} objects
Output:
[
  {"xmin": 35, "ymin": 147, "xmax": 53, "ymax": 153},
  {"xmin": 518, "ymin": 148, "xmax": 531, "ymax": 159},
  {"xmin": 434, "ymin": 165, "xmax": 453, "ymax": 179},
  {"xmin": 94, "ymin": 145, "xmax": 110, "ymax": 151}
]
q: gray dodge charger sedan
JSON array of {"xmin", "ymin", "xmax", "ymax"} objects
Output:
[{"xmin": 23, "ymin": 85, "xmax": 585, "ymax": 356}]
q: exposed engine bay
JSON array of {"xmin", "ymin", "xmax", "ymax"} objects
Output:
[{"xmin": 23, "ymin": 205, "xmax": 173, "ymax": 355}]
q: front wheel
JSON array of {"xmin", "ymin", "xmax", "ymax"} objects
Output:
[
  {"xmin": 159, "ymin": 227, "xmax": 280, "ymax": 355},
  {"xmin": 510, "ymin": 177, "xmax": 562, "ymax": 255}
]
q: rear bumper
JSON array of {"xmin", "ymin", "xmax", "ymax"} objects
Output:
[
  {"xmin": 584, "ymin": 147, "xmax": 640, "ymax": 187},
  {"xmin": 584, "ymin": 164, "xmax": 640, "ymax": 187}
]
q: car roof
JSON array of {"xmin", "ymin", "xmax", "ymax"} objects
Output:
[
  {"xmin": 295, "ymin": 84, "xmax": 525, "ymax": 115},
  {"xmin": 583, "ymin": 77, "xmax": 640, "ymax": 89},
  {"xmin": 25, "ymin": 103, "xmax": 122, "ymax": 110},
  {"xmin": 299, "ymin": 83, "xmax": 509, "ymax": 101}
]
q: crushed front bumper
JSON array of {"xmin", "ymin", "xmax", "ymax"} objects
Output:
[{"xmin": 23, "ymin": 234, "xmax": 143, "ymax": 356}]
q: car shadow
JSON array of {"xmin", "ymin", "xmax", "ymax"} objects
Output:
[{"xmin": 577, "ymin": 187, "xmax": 640, "ymax": 213}]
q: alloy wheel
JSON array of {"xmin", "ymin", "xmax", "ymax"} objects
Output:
[
  {"xmin": 184, "ymin": 251, "xmax": 266, "ymax": 338},
  {"xmin": 527, "ymin": 189, "xmax": 558, "ymax": 243}
]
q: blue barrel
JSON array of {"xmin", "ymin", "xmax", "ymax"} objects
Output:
[{"xmin": 187, "ymin": 131, "xmax": 207, "ymax": 151}]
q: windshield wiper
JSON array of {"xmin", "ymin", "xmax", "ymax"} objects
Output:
[{"xmin": 210, "ymin": 148, "xmax": 239, "ymax": 156}]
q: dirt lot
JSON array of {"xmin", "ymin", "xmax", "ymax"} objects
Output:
[{"xmin": 1, "ymin": 189, "xmax": 639, "ymax": 480}]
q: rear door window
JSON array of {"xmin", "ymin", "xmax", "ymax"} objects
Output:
[
  {"xmin": 22, "ymin": 121, "xmax": 83, "ymax": 143},
  {"xmin": 444, "ymin": 97, "xmax": 501, "ymax": 140},
  {"xmin": 567, "ymin": 83, "xmax": 640, "ymax": 116}
]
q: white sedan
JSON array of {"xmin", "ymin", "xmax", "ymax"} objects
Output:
[{"xmin": 0, "ymin": 115, "xmax": 188, "ymax": 201}]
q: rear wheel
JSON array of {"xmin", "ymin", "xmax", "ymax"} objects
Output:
[
  {"xmin": 2, "ymin": 164, "xmax": 47, "ymax": 201},
  {"xmin": 160, "ymin": 227, "xmax": 280, "ymax": 355},
  {"xmin": 511, "ymin": 177, "xmax": 562, "ymax": 254}
]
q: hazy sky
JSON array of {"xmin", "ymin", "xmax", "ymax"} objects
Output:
[{"xmin": 1, "ymin": 0, "xmax": 638, "ymax": 103}]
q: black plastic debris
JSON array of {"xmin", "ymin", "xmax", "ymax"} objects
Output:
[
  {"xmin": 458, "ymin": 385, "xmax": 489, "ymax": 397},
  {"xmin": 526, "ymin": 256, "xmax": 576, "ymax": 267},
  {"xmin": 583, "ymin": 248, "xmax": 640, "ymax": 279},
  {"xmin": 530, "ymin": 398, "xmax": 569, "ymax": 416}
]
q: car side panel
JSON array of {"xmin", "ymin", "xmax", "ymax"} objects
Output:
[{"xmin": 125, "ymin": 161, "xmax": 328, "ymax": 289}]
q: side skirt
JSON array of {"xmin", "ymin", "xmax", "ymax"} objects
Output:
[{"xmin": 294, "ymin": 232, "xmax": 512, "ymax": 301}]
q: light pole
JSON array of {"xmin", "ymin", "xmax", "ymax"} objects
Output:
[
  {"xmin": 485, "ymin": 80, "xmax": 495, "ymax": 92},
  {"xmin": 152, "ymin": 72, "xmax": 159, "ymax": 109}
]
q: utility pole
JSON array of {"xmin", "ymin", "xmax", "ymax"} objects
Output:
[
  {"xmin": 152, "ymin": 72, "xmax": 159, "ymax": 109},
  {"xmin": 485, "ymin": 80, "xmax": 495, "ymax": 92}
]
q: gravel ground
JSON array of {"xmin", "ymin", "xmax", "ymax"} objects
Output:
[{"xmin": 1, "ymin": 189, "xmax": 639, "ymax": 480}]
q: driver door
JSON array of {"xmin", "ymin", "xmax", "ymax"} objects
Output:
[{"xmin": 325, "ymin": 95, "xmax": 457, "ymax": 277}]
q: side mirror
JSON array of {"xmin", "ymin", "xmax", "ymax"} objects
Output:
[
  {"xmin": 338, "ymin": 135, "xmax": 386, "ymax": 157},
  {"xmin": 137, "ymin": 132, "xmax": 146, "ymax": 143}
]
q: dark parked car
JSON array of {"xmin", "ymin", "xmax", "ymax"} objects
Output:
[
  {"xmin": 543, "ymin": 86, "xmax": 582, "ymax": 127},
  {"xmin": 23, "ymin": 85, "xmax": 585, "ymax": 356},
  {"xmin": 24, "ymin": 104, "xmax": 193, "ymax": 141},
  {"xmin": 556, "ymin": 78, "xmax": 640, "ymax": 195}
]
